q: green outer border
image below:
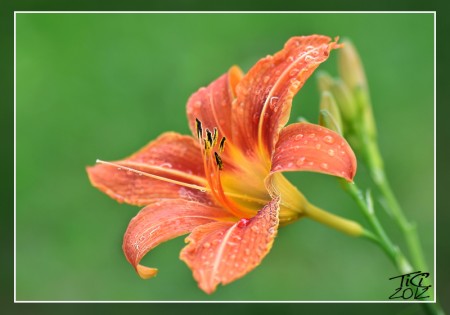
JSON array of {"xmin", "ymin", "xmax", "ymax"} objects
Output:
[{"xmin": 2, "ymin": 0, "xmax": 446, "ymax": 314}]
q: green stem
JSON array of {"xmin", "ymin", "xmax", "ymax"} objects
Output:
[
  {"xmin": 304, "ymin": 202, "xmax": 367, "ymax": 237},
  {"xmin": 365, "ymin": 140, "xmax": 429, "ymax": 275},
  {"xmin": 343, "ymin": 181, "xmax": 444, "ymax": 315},
  {"xmin": 343, "ymin": 181, "xmax": 413, "ymax": 274}
]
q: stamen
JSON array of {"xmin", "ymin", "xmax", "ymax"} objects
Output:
[
  {"xmin": 219, "ymin": 137, "xmax": 226, "ymax": 153},
  {"xmin": 214, "ymin": 152, "xmax": 223, "ymax": 170},
  {"xmin": 204, "ymin": 138, "xmax": 211, "ymax": 152},
  {"xmin": 212, "ymin": 128, "xmax": 218, "ymax": 146},
  {"xmin": 195, "ymin": 118, "xmax": 203, "ymax": 140},
  {"xmin": 95, "ymin": 159, "xmax": 208, "ymax": 192},
  {"xmin": 95, "ymin": 159, "xmax": 268, "ymax": 211},
  {"xmin": 206, "ymin": 129, "xmax": 213, "ymax": 146}
]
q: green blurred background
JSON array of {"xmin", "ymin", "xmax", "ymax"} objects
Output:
[{"xmin": 16, "ymin": 13, "xmax": 434, "ymax": 302}]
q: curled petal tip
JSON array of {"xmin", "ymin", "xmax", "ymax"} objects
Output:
[
  {"xmin": 271, "ymin": 123, "xmax": 357, "ymax": 181},
  {"xmin": 136, "ymin": 264, "xmax": 158, "ymax": 279}
]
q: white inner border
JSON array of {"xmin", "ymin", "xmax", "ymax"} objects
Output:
[{"xmin": 14, "ymin": 11, "xmax": 437, "ymax": 304}]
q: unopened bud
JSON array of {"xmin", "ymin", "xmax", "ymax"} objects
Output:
[
  {"xmin": 354, "ymin": 86, "xmax": 377, "ymax": 139},
  {"xmin": 319, "ymin": 91, "xmax": 343, "ymax": 134},
  {"xmin": 330, "ymin": 79, "xmax": 358, "ymax": 123},
  {"xmin": 338, "ymin": 39, "xmax": 368, "ymax": 92},
  {"xmin": 316, "ymin": 70, "xmax": 334, "ymax": 92},
  {"xmin": 297, "ymin": 116, "xmax": 309, "ymax": 123}
]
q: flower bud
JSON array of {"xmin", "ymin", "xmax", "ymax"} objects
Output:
[
  {"xmin": 316, "ymin": 70, "xmax": 334, "ymax": 92},
  {"xmin": 354, "ymin": 86, "xmax": 377, "ymax": 139},
  {"xmin": 318, "ymin": 91, "xmax": 343, "ymax": 134},
  {"xmin": 338, "ymin": 39, "xmax": 368, "ymax": 92},
  {"xmin": 330, "ymin": 79, "xmax": 358, "ymax": 123}
]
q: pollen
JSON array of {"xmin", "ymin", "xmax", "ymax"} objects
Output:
[
  {"xmin": 219, "ymin": 137, "xmax": 226, "ymax": 153},
  {"xmin": 195, "ymin": 118, "xmax": 203, "ymax": 140},
  {"xmin": 212, "ymin": 128, "xmax": 218, "ymax": 146},
  {"xmin": 214, "ymin": 152, "xmax": 223, "ymax": 170},
  {"xmin": 204, "ymin": 138, "xmax": 211, "ymax": 152},
  {"xmin": 206, "ymin": 129, "xmax": 213, "ymax": 146}
]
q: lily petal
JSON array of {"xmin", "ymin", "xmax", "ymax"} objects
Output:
[
  {"xmin": 271, "ymin": 123, "xmax": 357, "ymax": 181},
  {"xmin": 232, "ymin": 35, "xmax": 339, "ymax": 156},
  {"xmin": 87, "ymin": 132, "xmax": 210, "ymax": 206},
  {"xmin": 186, "ymin": 66, "xmax": 243, "ymax": 141},
  {"xmin": 123, "ymin": 199, "xmax": 233, "ymax": 279},
  {"xmin": 180, "ymin": 198, "xmax": 280, "ymax": 294}
]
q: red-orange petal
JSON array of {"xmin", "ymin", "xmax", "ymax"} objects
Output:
[
  {"xmin": 87, "ymin": 132, "xmax": 211, "ymax": 206},
  {"xmin": 123, "ymin": 199, "xmax": 233, "ymax": 279},
  {"xmin": 232, "ymin": 35, "xmax": 340, "ymax": 156},
  {"xmin": 179, "ymin": 198, "xmax": 280, "ymax": 294},
  {"xmin": 186, "ymin": 66, "xmax": 243, "ymax": 142},
  {"xmin": 271, "ymin": 123, "xmax": 357, "ymax": 181}
]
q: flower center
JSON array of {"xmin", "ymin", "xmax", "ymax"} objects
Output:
[
  {"xmin": 195, "ymin": 119, "xmax": 257, "ymax": 218},
  {"xmin": 196, "ymin": 119, "xmax": 305, "ymax": 224}
]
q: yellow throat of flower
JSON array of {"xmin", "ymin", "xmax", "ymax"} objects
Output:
[{"xmin": 215, "ymin": 143, "xmax": 307, "ymax": 225}]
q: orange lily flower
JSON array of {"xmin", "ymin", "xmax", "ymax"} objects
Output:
[{"xmin": 87, "ymin": 35, "xmax": 359, "ymax": 294}]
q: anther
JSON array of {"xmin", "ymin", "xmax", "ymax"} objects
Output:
[
  {"xmin": 204, "ymin": 139, "xmax": 211, "ymax": 152},
  {"xmin": 214, "ymin": 152, "xmax": 223, "ymax": 170},
  {"xmin": 195, "ymin": 118, "xmax": 203, "ymax": 140},
  {"xmin": 212, "ymin": 128, "xmax": 218, "ymax": 146},
  {"xmin": 206, "ymin": 129, "xmax": 213, "ymax": 146},
  {"xmin": 219, "ymin": 137, "xmax": 226, "ymax": 152}
]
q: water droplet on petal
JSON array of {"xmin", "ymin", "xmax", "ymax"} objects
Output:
[
  {"xmin": 251, "ymin": 225, "xmax": 259, "ymax": 233},
  {"xmin": 273, "ymin": 165, "xmax": 283, "ymax": 171},
  {"xmin": 328, "ymin": 149, "xmax": 335, "ymax": 156},
  {"xmin": 295, "ymin": 134, "xmax": 304, "ymax": 140},
  {"xmin": 289, "ymin": 68, "xmax": 299, "ymax": 77},
  {"xmin": 268, "ymin": 227, "xmax": 275, "ymax": 234},
  {"xmin": 203, "ymin": 242, "xmax": 211, "ymax": 248},
  {"xmin": 315, "ymin": 144, "xmax": 321, "ymax": 150},
  {"xmin": 308, "ymin": 133, "xmax": 316, "ymax": 139},
  {"xmin": 290, "ymin": 79, "xmax": 300, "ymax": 89},
  {"xmin": 287, "ymin": 162, "xmax": 294, "ymax": 168},
  {"xmin": 323, "ymin": 135, "xmax": 334, "ymax": 144},
  {"xmin": 320, "ymin": 163, "xmax": 329, "ymax": 170},
  {"xmin": 296, "ymin": 157, "xmax": 306, "ymax": 166},
  {"xmin": 237, "ymin": 218, "xmax": 251, "ymax": 228}
]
